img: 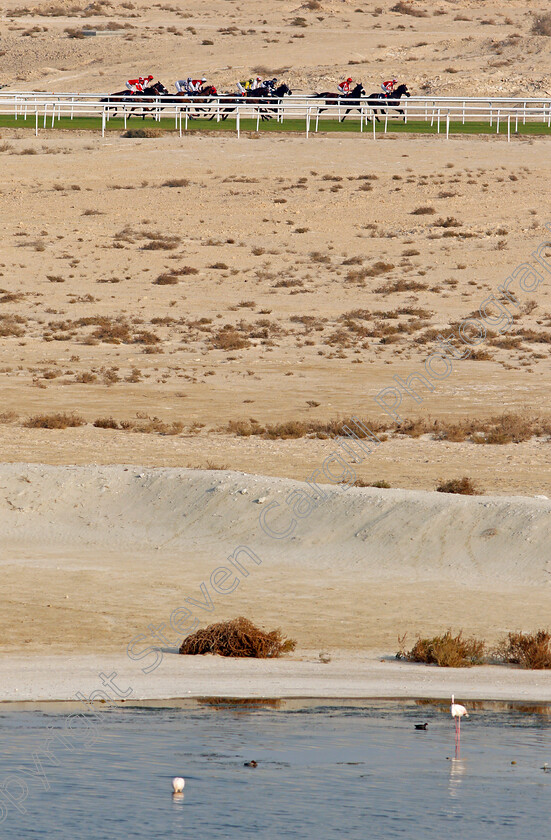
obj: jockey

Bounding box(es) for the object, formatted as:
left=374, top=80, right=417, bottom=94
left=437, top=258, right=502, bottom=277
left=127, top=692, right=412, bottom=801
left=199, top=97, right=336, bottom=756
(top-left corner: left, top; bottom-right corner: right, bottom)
left=263, top=77, right=278, bottom=94
left=189, top=77, right=207, bottom=93
left=337, top=77, right=353, bottom=95
left=175, top=80, right=188, bottom=93
left=381, top=78, right=398, bottom=97
left=251, top=76, right=263, bottom=90
left=237, top=78, right=254, bottom=94
left=126, top=75, right=153, bottom=94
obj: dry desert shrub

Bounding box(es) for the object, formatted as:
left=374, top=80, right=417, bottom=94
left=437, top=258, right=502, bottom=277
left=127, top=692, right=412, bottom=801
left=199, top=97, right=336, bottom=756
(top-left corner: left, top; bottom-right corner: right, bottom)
left=142, top=237, right=179, bottom=251
left=225, top=416, right=389, bottom=440
left=93, top=417, right=119, bottom=429
left=353, top=261, right=395, bottom=280
left=212, top=329, right=250, bottom=350
left=179, top=617, right=296, bottom=658
left=265, top=421, right=308, bottom=439
left=122, top=129, right=165, bottom=138
left=25, top=412, right=86, bottom=429
left=495, top=630, right=551, bottom=669
left=391, top=1, right=427, bottom=16
left=153, top=274, right=179, bottom=285
left=0, top=315, right=25, bottom=337
left=411, top=206, right=436, bottom=215
left=436, top=476, right=480, bottom=495
left=398, top=630, right=486, bottom=667
left=374, top=278, right=428, bottom=293
left=354, top=478, right=391, bottom=488
left=162, top=178, right=189, bottom=187
left=531, top=13, right=551, bottom=36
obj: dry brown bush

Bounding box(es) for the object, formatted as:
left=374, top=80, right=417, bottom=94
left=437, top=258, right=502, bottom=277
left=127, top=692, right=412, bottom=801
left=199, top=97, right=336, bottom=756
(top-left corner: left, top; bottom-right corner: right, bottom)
left=436, top=476, right=480, bottom=495
left=93, top=417, right=120, bottom=429
left=212, top=329, right=250, bottom=350
left=153, top=274, right=179, bottom=285
left=391, top=1, right=427, bottom=17
left=532, top=13, right=551, bottom=36
left=495, top=630, right=551, bottom=669
left=265, top=421, right=308, bottom=439
left=179, top=617, right=296, bottom=658
left=162, top=178, right=189, bottom=187
left=375, top=278, right=428, bottom=293
left=398, top=630, right=485, bottom=667
left=142, top=238, right=179, bottom=251
left=122, top=129, right=164, bottom=138
left=0, top=315, right=25, bottom=337
left=25, top=412, right=86, bottom=429
left=411, top=206, right=436, bottom=215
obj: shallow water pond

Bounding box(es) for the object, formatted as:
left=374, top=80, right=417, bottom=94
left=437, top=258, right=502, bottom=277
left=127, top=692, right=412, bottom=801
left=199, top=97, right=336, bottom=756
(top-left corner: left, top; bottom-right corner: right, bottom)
left=0, top=699, right=549, bottom=839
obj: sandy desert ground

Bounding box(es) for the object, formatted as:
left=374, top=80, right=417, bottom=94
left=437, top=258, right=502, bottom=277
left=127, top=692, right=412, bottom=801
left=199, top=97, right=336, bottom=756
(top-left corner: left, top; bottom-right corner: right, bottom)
left=1, top=0, right=550, bottom=98
left=0, top=0, right=550, bottom=697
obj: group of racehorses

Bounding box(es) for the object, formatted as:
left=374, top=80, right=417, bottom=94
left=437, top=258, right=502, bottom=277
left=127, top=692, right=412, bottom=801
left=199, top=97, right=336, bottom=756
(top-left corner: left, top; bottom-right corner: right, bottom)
left=101, top=81, right=411, bottom=122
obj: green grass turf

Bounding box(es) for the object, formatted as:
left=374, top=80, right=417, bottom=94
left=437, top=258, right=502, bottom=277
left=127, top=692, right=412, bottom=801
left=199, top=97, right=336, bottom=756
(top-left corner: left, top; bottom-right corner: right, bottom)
left=0, top=113, right=550, bottom=136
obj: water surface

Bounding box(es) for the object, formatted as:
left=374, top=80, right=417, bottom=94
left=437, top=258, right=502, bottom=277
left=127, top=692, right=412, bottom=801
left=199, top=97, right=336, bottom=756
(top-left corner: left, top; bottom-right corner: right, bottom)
left=0, top=699, right=549, bottom=839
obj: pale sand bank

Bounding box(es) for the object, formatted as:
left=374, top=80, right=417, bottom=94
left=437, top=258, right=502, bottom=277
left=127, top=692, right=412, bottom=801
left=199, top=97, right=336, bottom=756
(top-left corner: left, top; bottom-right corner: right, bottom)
left=1, top=652, right=551, bottom=704
left=1, top=464, right=550, bottom=703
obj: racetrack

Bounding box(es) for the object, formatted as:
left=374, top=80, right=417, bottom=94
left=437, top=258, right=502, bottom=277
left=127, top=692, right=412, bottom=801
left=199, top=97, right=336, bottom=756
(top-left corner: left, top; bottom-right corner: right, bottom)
left=1, top=111, right=550, bottom=138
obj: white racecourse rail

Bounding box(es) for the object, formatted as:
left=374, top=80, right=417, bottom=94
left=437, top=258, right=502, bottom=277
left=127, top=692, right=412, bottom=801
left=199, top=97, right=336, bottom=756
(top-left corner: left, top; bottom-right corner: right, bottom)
left=0, top=91, right=550, bottom=141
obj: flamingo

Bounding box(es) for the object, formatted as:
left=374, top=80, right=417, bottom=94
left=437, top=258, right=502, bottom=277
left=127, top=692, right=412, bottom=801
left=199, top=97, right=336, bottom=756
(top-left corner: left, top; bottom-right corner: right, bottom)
left=451, top=695, right=469, bottom=745
left=172, top=777, right=185, bottom=793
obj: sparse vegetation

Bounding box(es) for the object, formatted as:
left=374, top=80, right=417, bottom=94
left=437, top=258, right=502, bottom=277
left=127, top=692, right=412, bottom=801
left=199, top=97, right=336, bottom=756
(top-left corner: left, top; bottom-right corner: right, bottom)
left=391, top=2, right=428, bottom=18
left=122, top=129, right=164, bottom=138
left=179, top=617, right=296, bottom=658
left=436, top=477, right=480, bottom=495
left=495, top=630, right=551, bottom=669
left=411, top=206, right=436, bottom=215
left=25, top=412, right=86, bottom=429
left=398, top=630, right=486, bottom=667
left=531, top=13, right=551, bottom=36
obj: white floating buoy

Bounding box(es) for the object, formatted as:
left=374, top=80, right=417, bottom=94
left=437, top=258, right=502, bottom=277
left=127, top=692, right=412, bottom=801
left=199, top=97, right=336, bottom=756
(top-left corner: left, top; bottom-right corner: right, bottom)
left=172, top=777, right=185, bottom=793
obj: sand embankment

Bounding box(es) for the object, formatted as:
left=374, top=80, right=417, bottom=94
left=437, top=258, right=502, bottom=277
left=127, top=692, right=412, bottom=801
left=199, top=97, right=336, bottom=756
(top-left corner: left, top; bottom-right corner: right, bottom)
left=0, top=464, right=550, bottom=700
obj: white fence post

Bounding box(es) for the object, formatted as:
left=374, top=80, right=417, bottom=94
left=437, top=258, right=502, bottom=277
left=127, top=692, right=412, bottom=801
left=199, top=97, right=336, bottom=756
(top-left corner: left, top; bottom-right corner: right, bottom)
left=507, top=114, right=511, bottom=143
left=237, top=107, right=240, bottom=138
left=101, top=107, right=105, bottom=137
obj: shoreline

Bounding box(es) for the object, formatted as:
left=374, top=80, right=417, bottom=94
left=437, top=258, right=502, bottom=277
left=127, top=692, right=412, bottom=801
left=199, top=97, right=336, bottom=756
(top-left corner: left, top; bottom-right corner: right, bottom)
left=2, top=652, right=551, bottom=704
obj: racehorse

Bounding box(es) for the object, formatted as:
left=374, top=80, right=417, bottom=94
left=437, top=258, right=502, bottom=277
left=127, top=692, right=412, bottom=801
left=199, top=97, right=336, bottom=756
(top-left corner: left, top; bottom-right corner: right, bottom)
left=311, top=83, right=366, bottom=122
left=214, top=84, right=292, bottom=122
left=364, top=83, right=411, bottom=122
left=100, top=82, right=169, bottom=119
left=168, top=85, right=219, bottom=117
